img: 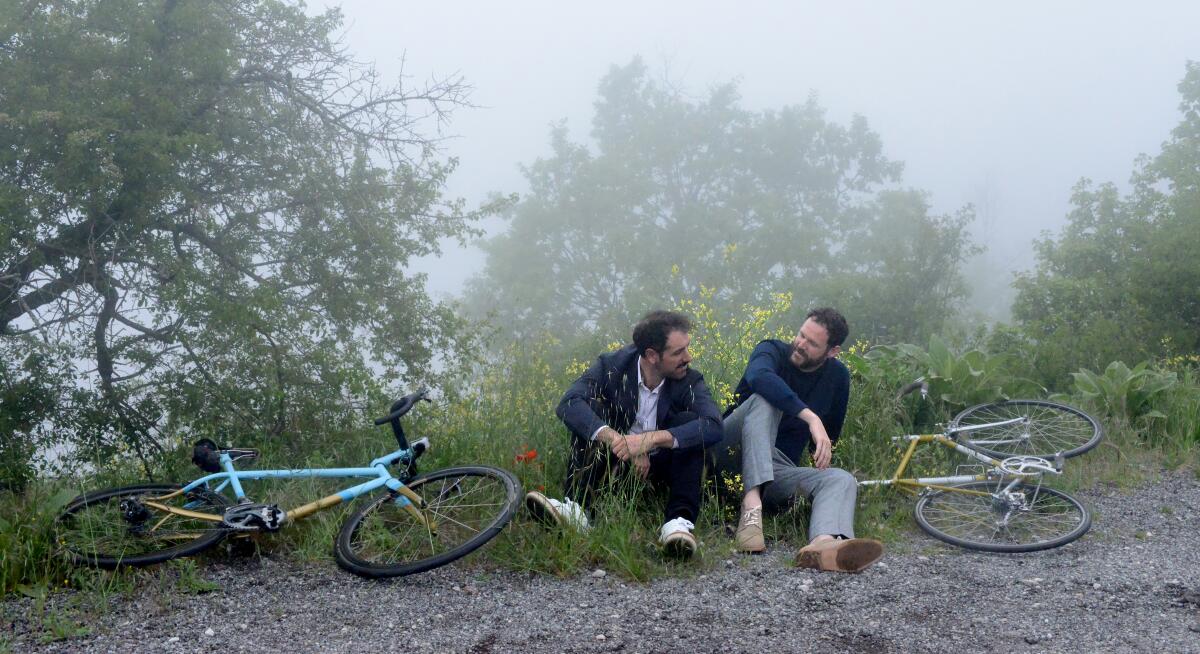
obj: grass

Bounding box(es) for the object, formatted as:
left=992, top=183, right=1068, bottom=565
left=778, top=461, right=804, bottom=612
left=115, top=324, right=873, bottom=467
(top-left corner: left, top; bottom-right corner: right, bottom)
left=2, top=309, right=1197, bottom=620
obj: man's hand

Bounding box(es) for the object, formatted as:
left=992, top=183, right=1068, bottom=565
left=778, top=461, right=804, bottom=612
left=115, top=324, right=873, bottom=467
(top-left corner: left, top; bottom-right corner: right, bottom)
left=595, top=426, right=620, bottom=448
left=604, top=429, right=670, bottom=461
left=632, top=454, right=651, bottom=479
left=611, top=431, right=652, bottom=461
left=799, top=409, right=832, bottom=470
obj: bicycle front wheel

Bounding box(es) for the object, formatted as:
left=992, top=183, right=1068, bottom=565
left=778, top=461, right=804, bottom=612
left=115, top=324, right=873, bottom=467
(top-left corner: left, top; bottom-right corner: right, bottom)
left=914, top=480, right=1091, bottom=552
left=57, top=484, right=232, bottom=568
left=950, top=400, right=1103, bottom=459
left=334, top=465, right=520, bottom=578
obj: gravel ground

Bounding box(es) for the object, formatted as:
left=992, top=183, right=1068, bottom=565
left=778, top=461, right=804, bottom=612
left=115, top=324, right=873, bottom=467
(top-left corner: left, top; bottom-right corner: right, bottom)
left=6, top=471, right=1200, bottom=653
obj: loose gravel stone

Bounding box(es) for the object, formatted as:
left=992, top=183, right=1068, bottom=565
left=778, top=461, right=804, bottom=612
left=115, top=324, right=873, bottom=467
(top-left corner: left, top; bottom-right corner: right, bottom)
left=6, top=471, right=1200, bottom=653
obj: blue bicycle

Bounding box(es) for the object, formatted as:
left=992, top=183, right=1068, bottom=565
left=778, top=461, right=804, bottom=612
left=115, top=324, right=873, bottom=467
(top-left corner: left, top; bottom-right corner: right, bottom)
left=56, top=390, right=521, bottom=578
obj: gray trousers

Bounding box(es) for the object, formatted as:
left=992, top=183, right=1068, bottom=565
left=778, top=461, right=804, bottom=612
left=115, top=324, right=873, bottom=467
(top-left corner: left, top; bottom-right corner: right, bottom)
left=716, top=394, right=858, bottom=540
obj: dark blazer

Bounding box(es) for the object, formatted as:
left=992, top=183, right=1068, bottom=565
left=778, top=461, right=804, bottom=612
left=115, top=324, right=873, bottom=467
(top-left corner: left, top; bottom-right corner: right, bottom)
left=556, top=344, right=723, bottom=451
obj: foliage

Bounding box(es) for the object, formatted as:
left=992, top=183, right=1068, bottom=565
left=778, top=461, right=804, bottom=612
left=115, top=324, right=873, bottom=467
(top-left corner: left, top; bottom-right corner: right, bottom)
left=0, top=337, right=72, bottom=491
left=1158, top=367, right=1200, bottom=449
left=0, top=486, right=74, bottom=595
left=0, top=0, right=497, bottom=468
left=1012, top=62, right=1200, bottom=385
left=855, top=335, right=1041, bottom=418
left=467, top=58, right=978, bottom=347
left=675, top=287, right=796, bottom=409
left=1070, top=361, right=1178, bottom=424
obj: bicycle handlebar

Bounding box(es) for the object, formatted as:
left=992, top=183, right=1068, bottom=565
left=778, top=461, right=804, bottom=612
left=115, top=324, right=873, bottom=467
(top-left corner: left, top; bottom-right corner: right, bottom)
left=374, top=388, right=431, bottom=425
left=896, top=377, right=929, bottom=402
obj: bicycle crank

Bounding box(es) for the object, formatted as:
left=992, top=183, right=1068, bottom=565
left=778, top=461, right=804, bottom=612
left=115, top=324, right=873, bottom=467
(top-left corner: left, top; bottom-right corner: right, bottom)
left=222, top=503, right=284, bottom=531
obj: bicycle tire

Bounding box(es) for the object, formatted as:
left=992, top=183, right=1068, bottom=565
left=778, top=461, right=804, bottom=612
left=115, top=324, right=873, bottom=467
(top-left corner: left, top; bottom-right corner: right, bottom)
left=914, top=480, right=1091, bottom=552
left=334, top=465, right=520, bottom=578
left=57, top=483, right=232, bottom=568
left=949, top=400, right=1103, bottom=459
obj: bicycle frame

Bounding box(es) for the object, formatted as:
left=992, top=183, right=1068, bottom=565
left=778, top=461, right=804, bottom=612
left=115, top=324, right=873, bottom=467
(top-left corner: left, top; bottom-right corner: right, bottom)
left=143, top=442, right=429, bottom=527
left=860, top=433, right=1007, bottom=494
left=859, top=418, right=1058, bottom=497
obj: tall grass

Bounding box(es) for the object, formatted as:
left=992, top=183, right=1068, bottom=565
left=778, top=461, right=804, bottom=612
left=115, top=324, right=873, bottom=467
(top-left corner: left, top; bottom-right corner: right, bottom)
left=3, top=296, right=1197, bottom=602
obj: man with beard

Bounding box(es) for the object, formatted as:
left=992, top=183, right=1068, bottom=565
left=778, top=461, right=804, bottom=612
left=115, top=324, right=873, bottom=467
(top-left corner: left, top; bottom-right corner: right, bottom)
left=716, top=307, right=883, bottom=571
left=525, top=310, right=723, bottom=557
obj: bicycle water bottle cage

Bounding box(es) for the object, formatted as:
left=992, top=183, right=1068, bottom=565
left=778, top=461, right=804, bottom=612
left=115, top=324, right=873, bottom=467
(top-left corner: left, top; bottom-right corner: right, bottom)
left=222, top=503, right=284, bottom=531
left=954, top=464, right=987, bottom=478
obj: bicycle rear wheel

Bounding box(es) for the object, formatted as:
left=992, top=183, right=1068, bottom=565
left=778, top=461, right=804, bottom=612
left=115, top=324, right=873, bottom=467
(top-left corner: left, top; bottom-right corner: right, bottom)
left=57, top=484, right=232, bottom=568
left=334, top=465, right=520, bottom=578
left=914, top=480, right=1090, bottom=552
left=950, top=400, right=1103, bottom=459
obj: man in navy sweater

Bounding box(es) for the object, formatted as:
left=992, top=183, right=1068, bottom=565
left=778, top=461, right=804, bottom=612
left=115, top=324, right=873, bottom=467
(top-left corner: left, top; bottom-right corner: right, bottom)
left=525, top=310, right=723, bottom=557
left=716, top=307, right=882, bottom=572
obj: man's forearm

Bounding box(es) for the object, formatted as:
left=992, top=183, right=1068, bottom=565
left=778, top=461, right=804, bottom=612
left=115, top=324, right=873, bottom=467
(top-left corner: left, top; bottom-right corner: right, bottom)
left=604, top=428, right=674, bottom=458
left=645, top=429, right=675, bottom=450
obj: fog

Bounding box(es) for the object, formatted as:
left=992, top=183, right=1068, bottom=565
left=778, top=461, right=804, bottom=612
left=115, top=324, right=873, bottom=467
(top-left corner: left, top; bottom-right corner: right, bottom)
left=321, top=1, right=1199, bottom=317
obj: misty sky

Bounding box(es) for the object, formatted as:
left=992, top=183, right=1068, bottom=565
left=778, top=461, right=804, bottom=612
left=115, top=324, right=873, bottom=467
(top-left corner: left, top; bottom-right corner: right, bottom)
left=319, top=1, right=1200, bottom=313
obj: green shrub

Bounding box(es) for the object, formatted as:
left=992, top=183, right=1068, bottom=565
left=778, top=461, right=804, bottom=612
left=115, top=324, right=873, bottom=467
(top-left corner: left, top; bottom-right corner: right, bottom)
left=0, top=487, right=75, bottom=594
left=1070, top=361, right=1178, bottom=424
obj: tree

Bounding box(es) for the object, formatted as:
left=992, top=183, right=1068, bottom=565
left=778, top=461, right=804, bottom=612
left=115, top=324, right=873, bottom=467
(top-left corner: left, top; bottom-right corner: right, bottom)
left=1012, top=62, right=1200, bottom=384
left=0, top=336, right=68, bottom=491
left=466, top=59, right=977, bottom=345
left=0, top=0, right=489, bottom=469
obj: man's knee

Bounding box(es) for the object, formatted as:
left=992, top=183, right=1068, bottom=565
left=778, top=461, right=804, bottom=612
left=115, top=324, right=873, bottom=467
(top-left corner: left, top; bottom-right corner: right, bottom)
left=822, top=468, right=857, bottom=497
left=729, top=394, right=782, bottom=437
left=740, top=393, right=780, bottom=416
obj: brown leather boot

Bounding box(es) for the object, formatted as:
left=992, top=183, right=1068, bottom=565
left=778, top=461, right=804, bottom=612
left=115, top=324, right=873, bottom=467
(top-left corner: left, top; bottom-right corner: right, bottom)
left=795, top=538, right=883, bottom=573
left=735, top=506, right=766, bottom=553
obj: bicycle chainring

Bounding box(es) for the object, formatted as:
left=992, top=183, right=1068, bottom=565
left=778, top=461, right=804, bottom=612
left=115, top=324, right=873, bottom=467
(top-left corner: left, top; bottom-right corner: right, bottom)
left=221, top=503, right=284, bottom=532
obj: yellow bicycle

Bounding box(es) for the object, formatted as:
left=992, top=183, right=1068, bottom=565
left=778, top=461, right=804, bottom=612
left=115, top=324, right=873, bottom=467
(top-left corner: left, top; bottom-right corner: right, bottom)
left=859, top=380, right=1103, bottom=552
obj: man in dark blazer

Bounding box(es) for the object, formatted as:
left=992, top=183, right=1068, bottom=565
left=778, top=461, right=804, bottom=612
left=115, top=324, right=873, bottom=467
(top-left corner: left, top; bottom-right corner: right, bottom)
left=525, top=310, right=723, bottom=557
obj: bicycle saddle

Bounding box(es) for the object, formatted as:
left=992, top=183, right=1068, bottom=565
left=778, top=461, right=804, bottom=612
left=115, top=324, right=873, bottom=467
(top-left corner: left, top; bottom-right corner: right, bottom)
left=192, top=439, right=260, bottom=473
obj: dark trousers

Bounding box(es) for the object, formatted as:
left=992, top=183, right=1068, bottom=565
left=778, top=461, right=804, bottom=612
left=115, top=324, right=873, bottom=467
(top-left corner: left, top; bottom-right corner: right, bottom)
left=562, top=414, right=704, bottom=523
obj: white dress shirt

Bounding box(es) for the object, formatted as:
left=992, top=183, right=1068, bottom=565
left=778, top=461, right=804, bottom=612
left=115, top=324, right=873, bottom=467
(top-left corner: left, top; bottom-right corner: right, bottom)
left=590, top=357, right=678, bottom=449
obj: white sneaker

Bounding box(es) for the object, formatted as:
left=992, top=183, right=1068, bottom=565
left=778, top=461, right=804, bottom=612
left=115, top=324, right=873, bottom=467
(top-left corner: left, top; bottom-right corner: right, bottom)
left=525, top=491, right=590, bottom=532
left=659, top=516, right=697, bottom=558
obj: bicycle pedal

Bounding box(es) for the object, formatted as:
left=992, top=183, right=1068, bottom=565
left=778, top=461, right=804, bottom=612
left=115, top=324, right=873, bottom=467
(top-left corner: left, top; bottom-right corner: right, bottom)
left=222, top=503, right=284, bottom=531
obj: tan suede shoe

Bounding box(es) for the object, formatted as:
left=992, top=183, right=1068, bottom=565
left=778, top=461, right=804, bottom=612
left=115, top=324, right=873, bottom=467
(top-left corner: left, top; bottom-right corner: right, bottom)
left=795, top=538, right=883, bottom=573
left=735, top=506, right=766, bottom=553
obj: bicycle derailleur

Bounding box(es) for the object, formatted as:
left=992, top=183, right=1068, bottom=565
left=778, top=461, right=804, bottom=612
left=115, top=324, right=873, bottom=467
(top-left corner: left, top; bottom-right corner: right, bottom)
left=222, top=502, right=284, bottom=532
left=119, top=498, right=153, bottom=534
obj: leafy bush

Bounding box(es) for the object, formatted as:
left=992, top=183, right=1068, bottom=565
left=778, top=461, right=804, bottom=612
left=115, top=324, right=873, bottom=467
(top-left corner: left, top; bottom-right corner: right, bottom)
left=1070, top=361, right=1178, bottom=424
left=855, top=335, right=1041, bottom=427
left=0, top=341, right=71, bottom=492
left=0, top=487, right=75, bottom=595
